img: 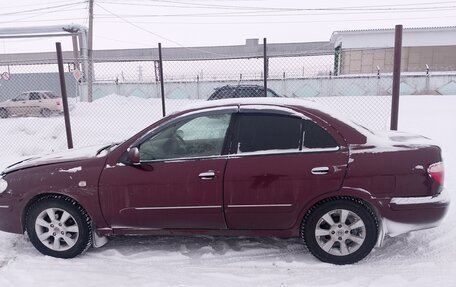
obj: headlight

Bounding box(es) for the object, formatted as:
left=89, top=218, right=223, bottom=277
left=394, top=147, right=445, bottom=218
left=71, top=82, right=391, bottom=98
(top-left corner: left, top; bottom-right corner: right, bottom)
left=0, top=177, right=7, bottom=194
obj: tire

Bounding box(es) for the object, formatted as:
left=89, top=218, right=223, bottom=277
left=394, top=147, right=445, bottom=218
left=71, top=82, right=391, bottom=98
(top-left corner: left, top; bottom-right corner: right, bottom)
left=40, top=108, right=51, bottom=117
left=301, top=198, right=378, bottom=265
left=26, top=195, right=92, bottom=258
left=0, top=108, right=8, bottom=118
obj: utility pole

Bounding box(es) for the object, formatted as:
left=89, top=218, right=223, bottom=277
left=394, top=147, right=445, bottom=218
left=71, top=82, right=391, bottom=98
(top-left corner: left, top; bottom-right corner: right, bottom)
left=88, top=0, right=94, bottom=102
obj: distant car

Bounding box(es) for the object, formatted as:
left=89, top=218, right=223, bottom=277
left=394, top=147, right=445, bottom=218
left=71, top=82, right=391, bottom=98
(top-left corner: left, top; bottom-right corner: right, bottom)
left=207, top=85, right=281, bottom=100
left=0, top=98, right=449, bottom=264
left=0, top=91, right=65, bottom=118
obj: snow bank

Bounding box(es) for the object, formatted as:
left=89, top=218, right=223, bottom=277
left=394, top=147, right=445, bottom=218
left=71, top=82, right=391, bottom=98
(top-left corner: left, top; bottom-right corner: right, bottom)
left=0, top=95, right=455, bottom=286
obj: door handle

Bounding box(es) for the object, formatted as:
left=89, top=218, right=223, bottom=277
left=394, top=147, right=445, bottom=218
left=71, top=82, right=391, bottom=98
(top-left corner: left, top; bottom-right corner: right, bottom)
left=199, top=170, right=216, bottom=180
left=311, top=167, right=330, bottom=175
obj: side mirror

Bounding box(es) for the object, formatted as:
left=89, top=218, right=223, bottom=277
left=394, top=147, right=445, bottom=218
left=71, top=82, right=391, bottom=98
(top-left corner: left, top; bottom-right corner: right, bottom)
left=127, top=147, right=140, bottom=165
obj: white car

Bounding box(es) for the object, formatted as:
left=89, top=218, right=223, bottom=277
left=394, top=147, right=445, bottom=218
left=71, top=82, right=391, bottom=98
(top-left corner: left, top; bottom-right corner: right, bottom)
left=0, top=91, right=70, bottom=118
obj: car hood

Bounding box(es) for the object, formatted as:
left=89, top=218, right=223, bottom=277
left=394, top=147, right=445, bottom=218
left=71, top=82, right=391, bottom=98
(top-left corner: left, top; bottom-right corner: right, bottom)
left=2, top=144, right=110, bottom=174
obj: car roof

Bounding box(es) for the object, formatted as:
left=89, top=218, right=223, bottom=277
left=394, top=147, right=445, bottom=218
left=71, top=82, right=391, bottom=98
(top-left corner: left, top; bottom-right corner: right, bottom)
left=215, top=85, right=265, bottom=89
left=22, top=90, right=55, bottom=93
left=179, top=97, right=327, bottom=113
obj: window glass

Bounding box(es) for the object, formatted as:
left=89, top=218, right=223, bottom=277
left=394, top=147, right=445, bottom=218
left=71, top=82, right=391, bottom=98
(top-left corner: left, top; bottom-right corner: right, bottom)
left=267, top=89, right=279, bottom=97
left=209, top=88, right=235, bottom=100
left=14, top=93, right=28, bottom=101
left=29, top=92, right=41, bottom=101
left=44, top=92, right=59, bottom=99
left=303, top=120, right=338, bottom=149
left=236, top=114, right=301, bottom=153
left=139, top=113, right=231, bottom=161
left=237, top=88, right=262, bottom=98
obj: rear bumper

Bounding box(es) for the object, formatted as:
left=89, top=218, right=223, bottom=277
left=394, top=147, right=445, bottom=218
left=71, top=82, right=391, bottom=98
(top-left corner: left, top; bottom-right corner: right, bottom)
left=382, top=189, right=450, bottom=237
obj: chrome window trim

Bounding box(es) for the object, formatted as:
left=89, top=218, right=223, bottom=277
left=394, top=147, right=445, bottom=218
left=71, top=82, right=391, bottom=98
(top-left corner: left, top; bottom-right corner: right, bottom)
left=140, top=154, right=228, bottom=164
left=229, top=146, right=340, bottom=158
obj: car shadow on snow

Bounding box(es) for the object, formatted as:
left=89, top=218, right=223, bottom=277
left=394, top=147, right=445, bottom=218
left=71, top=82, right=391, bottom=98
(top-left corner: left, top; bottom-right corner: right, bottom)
left=4, top=225, right=451, bottom=266
left=85, top=232, right=436, bottom=265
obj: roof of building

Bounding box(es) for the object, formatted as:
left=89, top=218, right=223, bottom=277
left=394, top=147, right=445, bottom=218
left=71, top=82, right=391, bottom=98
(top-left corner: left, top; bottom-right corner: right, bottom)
left=330, top=26, right=456, bottom=49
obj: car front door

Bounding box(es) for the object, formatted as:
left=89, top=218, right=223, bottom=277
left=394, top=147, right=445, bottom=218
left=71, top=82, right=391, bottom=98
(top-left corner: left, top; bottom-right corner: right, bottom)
left=8, top=93, right=29, bottom=115
left=223, top=108, right=349, bottom=230
left=99, top=110, right=235, bottom=231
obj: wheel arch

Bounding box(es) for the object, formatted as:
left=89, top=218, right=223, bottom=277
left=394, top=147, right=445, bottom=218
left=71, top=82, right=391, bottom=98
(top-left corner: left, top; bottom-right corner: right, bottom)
left=296, top=188, right=383, bottom=233
left=21, top=193, right=91, bottom=233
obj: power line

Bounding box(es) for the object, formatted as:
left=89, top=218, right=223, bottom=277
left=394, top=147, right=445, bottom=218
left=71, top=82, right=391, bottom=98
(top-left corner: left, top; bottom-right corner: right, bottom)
left=0, top=2, right=86, bottom=17
left=0, top=0, right=85, bottom=10
left=97, top=0, right=456, bottom=11
left=92, top=6, right=456, bottom=19
left=95, top=3, right=231, bottom=56
left=94, top=14, right=456, bottom=25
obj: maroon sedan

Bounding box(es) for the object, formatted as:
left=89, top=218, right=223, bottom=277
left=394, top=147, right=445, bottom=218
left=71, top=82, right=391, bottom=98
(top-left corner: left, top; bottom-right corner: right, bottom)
left=0, top=98, right=449, bottom=264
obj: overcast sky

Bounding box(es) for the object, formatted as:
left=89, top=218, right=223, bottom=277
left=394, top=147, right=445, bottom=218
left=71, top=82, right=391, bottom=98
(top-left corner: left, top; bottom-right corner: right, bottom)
left=0, top=0, right=455, bottom=53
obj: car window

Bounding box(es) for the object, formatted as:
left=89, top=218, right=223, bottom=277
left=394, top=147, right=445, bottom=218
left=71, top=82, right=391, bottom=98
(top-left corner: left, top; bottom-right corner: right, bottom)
left=267, top=89, right=279, bottom=97
left=303, top=120, right=338, bottom=149
left=29, top=92, right=41, bottom=101
left=209, top=88, right=235, bottom=100
left=44, top=92, right=59, bottom=99
left=139, top=113, right=232, bottom=161
left=236, top=88, right=262, bottom=98
left=235, top=114, right=301, bottom=153
left=14, top=93, right=28, bottom=101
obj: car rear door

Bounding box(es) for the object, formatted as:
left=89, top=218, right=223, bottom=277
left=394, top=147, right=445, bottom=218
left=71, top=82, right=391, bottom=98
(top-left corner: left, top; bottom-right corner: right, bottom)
left=223, top=107, right=349, bottom=230
left=27, top=92, right=42, bottom=115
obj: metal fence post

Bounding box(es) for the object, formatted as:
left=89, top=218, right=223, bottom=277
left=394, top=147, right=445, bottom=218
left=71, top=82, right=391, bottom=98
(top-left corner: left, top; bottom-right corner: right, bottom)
left=263, top=38, right=268, bottom=97
left=56, top=42, right=74, bottom=149
left=158, top=43, right=166, bottom=117
left=390, top=24, right=403, bottom=130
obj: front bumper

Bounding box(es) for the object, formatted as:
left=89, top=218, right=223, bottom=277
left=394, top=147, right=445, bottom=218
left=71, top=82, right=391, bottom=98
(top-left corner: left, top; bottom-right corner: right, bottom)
left=0, top=177, right=23, bottom=234
left=381, top=189, right=450, bottom=238
left=0, top=198, right=23, bottom=234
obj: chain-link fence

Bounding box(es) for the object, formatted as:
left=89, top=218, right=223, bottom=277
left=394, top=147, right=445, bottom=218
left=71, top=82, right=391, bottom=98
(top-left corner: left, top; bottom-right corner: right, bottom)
left=1, top=40, right=455, bottom=157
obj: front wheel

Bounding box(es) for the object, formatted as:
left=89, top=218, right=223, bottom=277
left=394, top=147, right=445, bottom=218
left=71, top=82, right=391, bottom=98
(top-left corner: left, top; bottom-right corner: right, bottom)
left=302, top=198, right=378, bottom=265
left=26, top=195, right=92, bottom=258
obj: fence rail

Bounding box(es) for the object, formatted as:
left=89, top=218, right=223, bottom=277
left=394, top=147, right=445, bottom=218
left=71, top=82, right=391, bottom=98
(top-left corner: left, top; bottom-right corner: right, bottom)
left=0, top=37, right=455, bottom=157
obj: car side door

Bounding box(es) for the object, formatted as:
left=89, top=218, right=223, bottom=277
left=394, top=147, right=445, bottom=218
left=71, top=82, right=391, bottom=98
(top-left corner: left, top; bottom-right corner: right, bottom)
left=99, top=108, right=236, bottom=231
left=27, top=92, right=42, bottom=115
left=223, top=107, right=349, bottom=230
left=8, top=93, right=29, bottom=116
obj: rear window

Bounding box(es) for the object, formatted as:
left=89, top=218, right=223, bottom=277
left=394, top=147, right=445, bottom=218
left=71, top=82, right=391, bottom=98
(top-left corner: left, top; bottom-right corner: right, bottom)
left=43, top=92, right=59, bottom=99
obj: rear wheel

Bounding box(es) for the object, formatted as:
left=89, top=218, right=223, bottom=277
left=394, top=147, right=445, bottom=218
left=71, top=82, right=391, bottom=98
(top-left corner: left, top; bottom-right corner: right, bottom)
left=302, top=198, right=378, bottom=265
left=40, top=108, right=51, bottom=117
left=0, top=108, right=8, bottom=118
left=26, top=195, right=92, bottom=258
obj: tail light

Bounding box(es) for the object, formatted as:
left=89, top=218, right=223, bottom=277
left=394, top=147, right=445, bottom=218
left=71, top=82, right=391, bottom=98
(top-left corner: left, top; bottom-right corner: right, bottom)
left=428, top=162, right=444, bottom=186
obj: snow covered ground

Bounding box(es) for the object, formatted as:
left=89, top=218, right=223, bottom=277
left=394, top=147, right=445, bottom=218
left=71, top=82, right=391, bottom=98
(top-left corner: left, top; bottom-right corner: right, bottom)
left=0, top=95, right=455, bottom=286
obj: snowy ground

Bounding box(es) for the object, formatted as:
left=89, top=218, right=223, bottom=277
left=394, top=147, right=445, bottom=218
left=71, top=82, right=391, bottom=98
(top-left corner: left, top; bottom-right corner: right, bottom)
left=0, top=95, right=455, bottom=286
